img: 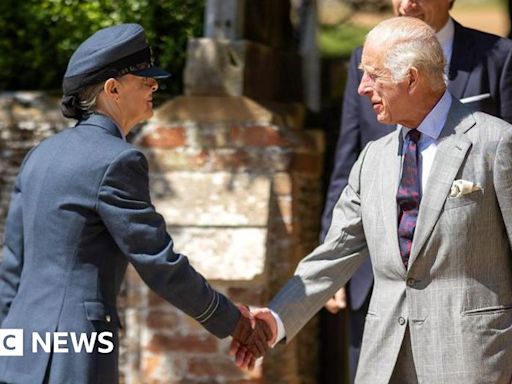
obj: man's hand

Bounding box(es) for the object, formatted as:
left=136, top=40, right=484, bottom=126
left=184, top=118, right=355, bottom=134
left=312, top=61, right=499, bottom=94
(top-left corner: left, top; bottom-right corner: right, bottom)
left=251, top=307, right=277, bottom=346
left=230, top=306, right=277, bottom=369
left=230, top=305, right=273, bottom=369
left=324, top=287, right=347, bottom=314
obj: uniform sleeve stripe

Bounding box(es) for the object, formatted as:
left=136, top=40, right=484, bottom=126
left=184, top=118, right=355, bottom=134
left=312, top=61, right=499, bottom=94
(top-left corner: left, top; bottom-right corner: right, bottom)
left=197, top=293, right=220, bottom=323
left=195, top=291, right=219, bottom=323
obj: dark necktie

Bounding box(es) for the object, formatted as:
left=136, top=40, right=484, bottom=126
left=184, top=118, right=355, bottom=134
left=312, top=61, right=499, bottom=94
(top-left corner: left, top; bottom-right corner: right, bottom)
left=397, top=129, right=421, bottom=268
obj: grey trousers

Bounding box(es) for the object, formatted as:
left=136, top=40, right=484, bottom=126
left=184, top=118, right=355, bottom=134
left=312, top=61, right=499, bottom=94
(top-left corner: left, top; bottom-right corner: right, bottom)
left=389, top=326, right=418, bottom=384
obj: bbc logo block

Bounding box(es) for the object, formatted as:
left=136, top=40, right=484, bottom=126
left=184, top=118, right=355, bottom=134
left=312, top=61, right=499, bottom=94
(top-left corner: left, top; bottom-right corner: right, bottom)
left=0, top=329, right=23, bottom=356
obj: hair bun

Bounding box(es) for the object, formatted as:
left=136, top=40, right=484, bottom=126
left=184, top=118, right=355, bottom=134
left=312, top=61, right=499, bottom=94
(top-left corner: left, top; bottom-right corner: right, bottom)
left=60, top=94, right=83, bottom=119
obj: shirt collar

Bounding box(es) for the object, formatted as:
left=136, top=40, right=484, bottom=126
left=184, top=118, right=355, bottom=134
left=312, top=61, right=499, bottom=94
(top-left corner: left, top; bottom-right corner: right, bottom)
left=436, top=17, right=455, bottom=64
left=400, top=90, right=452, bottom=141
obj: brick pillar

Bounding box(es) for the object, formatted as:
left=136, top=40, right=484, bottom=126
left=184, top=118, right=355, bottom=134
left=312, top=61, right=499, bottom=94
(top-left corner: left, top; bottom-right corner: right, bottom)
left=119, top=1, right=325, bottom=382
left=121, top=90, right=324, bottom=383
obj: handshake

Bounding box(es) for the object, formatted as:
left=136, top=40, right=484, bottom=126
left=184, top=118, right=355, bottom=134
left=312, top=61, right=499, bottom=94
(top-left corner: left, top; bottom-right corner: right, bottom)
left=229, top=305, right=278, bottom=369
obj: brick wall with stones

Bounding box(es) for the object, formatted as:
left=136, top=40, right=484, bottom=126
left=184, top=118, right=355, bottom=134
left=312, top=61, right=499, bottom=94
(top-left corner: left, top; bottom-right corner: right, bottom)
left=0, top=92, right=325, bottom=383
left=0, top=92, right=69, bottom=248
left=128, top=95, right=325, bottom=384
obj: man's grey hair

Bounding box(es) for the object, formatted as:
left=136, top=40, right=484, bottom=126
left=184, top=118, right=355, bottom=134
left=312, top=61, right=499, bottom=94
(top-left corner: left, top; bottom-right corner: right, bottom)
left=366, top=17, right=446, bottom=91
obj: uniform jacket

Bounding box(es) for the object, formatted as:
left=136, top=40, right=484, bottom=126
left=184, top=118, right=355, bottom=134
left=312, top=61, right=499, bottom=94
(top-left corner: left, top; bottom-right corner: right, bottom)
left=0, top=114, right=239, bottom=384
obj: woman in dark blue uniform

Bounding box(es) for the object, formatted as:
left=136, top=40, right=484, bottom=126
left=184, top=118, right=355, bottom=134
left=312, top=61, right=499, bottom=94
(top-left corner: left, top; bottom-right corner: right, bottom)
left=0, top=24, right=269, bottom=384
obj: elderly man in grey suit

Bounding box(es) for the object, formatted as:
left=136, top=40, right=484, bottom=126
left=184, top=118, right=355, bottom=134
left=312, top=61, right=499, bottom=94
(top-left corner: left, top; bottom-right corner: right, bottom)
left=323, top=1, right=512, bottom=379
left=233, top=16, right=512, bottom=383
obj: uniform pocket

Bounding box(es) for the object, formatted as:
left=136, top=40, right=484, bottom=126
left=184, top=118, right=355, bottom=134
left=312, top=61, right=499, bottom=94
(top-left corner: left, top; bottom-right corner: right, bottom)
left=84, top=301, right=122, bottom=328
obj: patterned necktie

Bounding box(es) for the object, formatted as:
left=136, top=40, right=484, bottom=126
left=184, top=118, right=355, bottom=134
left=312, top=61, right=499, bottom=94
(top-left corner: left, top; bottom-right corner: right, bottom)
left=397, top=129, right=421, bottom=268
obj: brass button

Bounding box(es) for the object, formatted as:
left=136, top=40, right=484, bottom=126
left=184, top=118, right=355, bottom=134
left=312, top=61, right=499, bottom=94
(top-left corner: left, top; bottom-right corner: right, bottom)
left=398, top=316, right=406, bottom=326
left=106, top=315, right=112, bottom=323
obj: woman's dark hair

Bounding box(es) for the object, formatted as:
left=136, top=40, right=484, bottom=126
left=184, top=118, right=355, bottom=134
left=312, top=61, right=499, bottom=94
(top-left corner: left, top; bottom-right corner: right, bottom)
left=60, top=82, right=105, bottom=120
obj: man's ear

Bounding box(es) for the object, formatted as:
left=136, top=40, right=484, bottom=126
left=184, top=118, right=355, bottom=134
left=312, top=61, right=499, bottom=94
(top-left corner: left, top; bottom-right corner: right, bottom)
left=408, top=67, right=420, bottom=94
left=103, top=78, right=118, bottom=98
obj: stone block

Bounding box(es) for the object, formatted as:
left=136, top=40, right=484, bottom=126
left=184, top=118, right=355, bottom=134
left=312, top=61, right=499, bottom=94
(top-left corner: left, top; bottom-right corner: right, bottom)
left=138, top=126, right=187, bottom=148
left=184, top=39, right=302, bottom=102
left=186, top=124, right=232, bottom=148
left=152, top=96, right=281, bottom=126
left=143, top=148, right=191, bottom=172
left=150, top=172, right=271, bottom=226
left=231, top=125, right=294, bottom=147
left=168, top=226, right=267, bottom=281
left=143, top=147, right=292, bottom=173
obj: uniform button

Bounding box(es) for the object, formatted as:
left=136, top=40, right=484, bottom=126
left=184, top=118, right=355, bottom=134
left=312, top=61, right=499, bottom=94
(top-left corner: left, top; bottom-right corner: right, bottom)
left=398, top=316, right=406, bottom=326
left=407, top=278, right=415, bottom=287
left=105, top=315, right=112, bottom=323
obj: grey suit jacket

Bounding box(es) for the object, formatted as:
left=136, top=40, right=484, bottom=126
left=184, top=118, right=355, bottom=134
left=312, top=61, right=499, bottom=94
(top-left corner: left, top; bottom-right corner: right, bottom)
left=271, top=99, right=512, bottom=383
left=0, top=114, right=239, bottom=384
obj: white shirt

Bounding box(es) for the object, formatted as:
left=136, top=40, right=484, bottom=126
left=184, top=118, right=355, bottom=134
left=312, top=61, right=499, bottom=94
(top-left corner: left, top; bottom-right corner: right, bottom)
left=437, top=18, right=455, bottom=71
left=272, top=91, right=453, bottom=345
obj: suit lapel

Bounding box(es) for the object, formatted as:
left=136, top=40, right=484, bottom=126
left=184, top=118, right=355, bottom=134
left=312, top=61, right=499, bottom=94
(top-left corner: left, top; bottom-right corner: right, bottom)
left=408, top=100, right=475, bottom=267
left=380, top=128, right=407, bottom=275
left=447, top=21, right=475, bottom=98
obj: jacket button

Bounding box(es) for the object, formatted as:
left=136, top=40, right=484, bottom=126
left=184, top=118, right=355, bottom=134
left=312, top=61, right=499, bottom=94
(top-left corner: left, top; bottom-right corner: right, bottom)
left=106, top=315, right=112, bottom=323
left=407, top=278, right=415, bottom=287
left=398, top=317, right=406, bottom=326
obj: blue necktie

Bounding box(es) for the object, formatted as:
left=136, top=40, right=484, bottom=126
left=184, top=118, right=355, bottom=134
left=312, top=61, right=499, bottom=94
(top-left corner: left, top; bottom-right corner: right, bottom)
left=397, top=129, right=421, bottom=268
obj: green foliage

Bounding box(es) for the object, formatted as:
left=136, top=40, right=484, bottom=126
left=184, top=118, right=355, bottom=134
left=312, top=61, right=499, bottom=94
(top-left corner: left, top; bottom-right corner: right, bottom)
left=0, top=0, right=205, bottom=94
left=319, top=22, right=370, bottom=58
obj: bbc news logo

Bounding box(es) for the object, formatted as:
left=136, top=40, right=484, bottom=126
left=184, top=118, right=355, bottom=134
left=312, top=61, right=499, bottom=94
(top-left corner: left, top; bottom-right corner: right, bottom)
left=0, top=329, right=114, bottom=356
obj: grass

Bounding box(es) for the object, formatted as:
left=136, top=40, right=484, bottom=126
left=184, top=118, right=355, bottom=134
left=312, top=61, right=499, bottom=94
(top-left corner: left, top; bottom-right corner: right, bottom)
left=319, top=22, right=370, bottom=58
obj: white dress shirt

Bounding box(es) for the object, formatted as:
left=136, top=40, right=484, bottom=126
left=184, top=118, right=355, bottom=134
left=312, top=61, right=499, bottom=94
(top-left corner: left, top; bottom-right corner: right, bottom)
left=436, top=18, right=455, bottom=71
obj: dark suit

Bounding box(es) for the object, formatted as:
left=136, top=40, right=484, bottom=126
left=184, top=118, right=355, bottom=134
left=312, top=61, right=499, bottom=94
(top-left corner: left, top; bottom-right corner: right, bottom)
left=321, top=20, right=512, bottom=382
left=0, top=113, right=239, bottom=384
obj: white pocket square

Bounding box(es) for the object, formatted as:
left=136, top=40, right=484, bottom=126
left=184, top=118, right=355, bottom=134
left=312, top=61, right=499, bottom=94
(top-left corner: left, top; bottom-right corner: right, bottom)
left=449, top=179, right=481, bottom=197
